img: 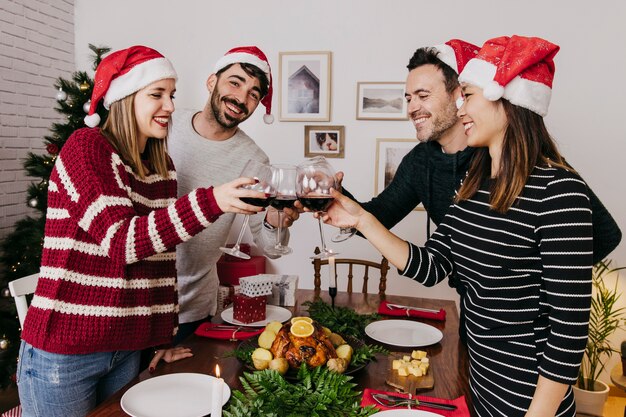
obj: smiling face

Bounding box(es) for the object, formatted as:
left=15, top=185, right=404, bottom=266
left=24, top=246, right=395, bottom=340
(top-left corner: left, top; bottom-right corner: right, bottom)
left=133, top=78, right=176, bottom=152
left=404, top=64, right=459, bottom=143
left=208, top=63, right=262, bottom=129
left=457, top=83, right=508, bottom=151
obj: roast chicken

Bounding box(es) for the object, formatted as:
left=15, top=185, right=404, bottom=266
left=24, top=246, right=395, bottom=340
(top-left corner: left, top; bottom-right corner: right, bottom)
left=270, top=322, right=338, bottom=368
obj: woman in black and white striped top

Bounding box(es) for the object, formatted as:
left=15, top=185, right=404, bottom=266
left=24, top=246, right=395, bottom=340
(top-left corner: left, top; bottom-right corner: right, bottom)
left=323, top=36, right=591, bottom=417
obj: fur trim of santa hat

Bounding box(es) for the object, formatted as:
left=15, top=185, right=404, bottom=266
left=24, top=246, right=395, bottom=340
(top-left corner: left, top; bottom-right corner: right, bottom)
left=84, top=46, right=177, bottom=127
left=432, top=39, right=479, bottom=74
left=458, top=35, right=559, bottom=116
left=214, top=46, right=274, bottom=124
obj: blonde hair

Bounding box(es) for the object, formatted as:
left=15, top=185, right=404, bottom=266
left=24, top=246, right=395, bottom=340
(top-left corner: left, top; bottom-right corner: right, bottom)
left=100, top=94, right=170, bottom=179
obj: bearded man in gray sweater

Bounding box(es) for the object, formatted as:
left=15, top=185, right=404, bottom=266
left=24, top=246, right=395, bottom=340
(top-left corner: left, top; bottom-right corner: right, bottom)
left=168, top=46, right=299, bottom=344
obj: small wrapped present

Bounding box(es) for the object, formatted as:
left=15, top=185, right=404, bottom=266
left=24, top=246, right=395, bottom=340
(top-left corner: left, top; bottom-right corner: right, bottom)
left=268, top=275, right=299, bottom=306
left=239, top=274, right=274, bottom=297
left=233, top=294, right=266, bottom=324
left=216, top=285, right=240, bottom=315
left=217, top=255, right=266, bottom=286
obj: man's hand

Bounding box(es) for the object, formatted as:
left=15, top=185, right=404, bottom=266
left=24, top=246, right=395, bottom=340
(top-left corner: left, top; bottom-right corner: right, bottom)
left=264, top=206, right=300, bottom=228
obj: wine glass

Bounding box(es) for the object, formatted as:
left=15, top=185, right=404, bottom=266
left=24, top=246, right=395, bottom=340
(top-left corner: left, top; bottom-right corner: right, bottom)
left=220, top=160, right=276, bottom=260
left=264, top=164, right=297, bottom=256
left=296, top=156, right=339, bottom=259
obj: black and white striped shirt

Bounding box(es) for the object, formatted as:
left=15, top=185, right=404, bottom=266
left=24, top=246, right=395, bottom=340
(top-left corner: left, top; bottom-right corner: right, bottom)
left=402, top=165, right=592, bottom=416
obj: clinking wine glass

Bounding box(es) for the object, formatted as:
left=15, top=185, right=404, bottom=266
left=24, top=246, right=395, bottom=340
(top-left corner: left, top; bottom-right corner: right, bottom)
left=296, top=156, right=339, bottom=259
left=264, top=164, right=297, bottom=256
left=220, top=159, right=276, bottom=260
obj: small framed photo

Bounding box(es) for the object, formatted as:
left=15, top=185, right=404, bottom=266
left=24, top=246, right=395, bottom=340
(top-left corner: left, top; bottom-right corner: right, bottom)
left=279, top=51, right=332, bottom=122
left=304, top=125, right=345, bottom=158
left=375, top=138, right=423, bottom=211
left=356, top=82, right=408, bottom=120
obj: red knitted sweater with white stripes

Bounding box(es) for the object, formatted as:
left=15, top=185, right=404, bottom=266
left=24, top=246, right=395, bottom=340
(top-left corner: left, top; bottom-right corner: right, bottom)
left=21, top=128, right=223, bottom=354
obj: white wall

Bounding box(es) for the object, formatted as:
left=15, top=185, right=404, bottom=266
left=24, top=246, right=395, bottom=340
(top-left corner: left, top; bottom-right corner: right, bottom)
left=0, top=0, right=74, bottom=241
left=75, top=0, right=626, bottom=383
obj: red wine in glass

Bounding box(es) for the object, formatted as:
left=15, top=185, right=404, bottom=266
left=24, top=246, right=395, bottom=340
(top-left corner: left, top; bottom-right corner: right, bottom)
left=270, top=196, right=297, bottom=210
left=241, top=195, right=276, bottom=208
left=298, top=196, right=334, bottom=212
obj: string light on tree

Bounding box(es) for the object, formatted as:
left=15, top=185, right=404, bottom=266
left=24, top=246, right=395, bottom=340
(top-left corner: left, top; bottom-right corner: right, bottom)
left=28, top=198, right=38, bottom=208
left=1, top=287, right=10, bottom=298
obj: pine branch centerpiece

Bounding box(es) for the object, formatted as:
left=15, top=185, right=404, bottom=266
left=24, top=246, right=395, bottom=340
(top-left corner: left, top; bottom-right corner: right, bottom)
left=303, top=300, right=379, bottom=338
left=224, top=367, right=377, bottom=417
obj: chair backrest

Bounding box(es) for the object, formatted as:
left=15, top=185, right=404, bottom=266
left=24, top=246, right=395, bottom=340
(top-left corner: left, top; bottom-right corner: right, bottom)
left=312, top=247, right=389, bottom=295
left=8, top=273, right=39, bottom=327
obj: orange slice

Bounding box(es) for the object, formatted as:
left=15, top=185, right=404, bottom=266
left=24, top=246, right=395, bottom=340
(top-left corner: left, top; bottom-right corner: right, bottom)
left=290, top=316, right=313, bottom=325
left=290, top=320, right=315, bottom=338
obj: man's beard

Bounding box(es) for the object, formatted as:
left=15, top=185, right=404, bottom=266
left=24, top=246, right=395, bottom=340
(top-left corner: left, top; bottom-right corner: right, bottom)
left=210, top=89, right=250, bottom=129
left=415, top=100, right=458, bottom=143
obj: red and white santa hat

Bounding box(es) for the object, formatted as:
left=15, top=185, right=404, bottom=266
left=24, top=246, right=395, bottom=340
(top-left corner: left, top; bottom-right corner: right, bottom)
left=432, top=39, right=480, bottom=74
left=84, top=45, right=177, bottom=127
left=214, top=46, right=274, bottom=124
left=458, top=35, right=559, bottom=116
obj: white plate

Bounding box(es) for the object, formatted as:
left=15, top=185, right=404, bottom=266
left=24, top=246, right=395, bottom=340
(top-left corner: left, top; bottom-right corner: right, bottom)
left=120, top=373, right=230, bottom=417
left=221, top=305, right=292, bottom=327
left=374, top=410, right=444, bottom=417
left=365, top=319, right=443, bottom=347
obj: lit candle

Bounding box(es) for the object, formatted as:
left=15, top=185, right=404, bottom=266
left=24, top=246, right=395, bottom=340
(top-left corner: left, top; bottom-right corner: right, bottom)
left=329, top=256, right=336, bottom=288
left=211, top=364, right=224, bottom=417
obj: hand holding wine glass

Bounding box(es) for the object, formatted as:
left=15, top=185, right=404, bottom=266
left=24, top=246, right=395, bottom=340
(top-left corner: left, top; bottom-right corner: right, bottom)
left=296, top=156, right=339, bottom=259
left=220, top=160, right=276, bottom=260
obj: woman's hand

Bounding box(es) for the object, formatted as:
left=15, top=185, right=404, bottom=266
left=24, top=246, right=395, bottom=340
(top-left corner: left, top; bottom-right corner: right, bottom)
left=320, top=188, right=365, bottom=229
left=149, top=346, right=194, bottom=372
left=212, top=177, right=266, bottom=214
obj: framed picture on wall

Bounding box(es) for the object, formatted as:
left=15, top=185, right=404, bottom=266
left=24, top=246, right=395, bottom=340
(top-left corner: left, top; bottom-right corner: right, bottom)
left=356, top=82, right=408, bottom=120
left=375, top=138, right=423, bottom=211
left=304, top=125, right=344, bottom=158
left=279, top=51, right=332, bottom=122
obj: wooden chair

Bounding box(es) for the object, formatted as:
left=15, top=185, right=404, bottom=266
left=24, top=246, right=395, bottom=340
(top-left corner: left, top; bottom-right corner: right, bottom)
left=312, top=247, right=389, bottom=295
left=8, top=273, right=39, bottom=328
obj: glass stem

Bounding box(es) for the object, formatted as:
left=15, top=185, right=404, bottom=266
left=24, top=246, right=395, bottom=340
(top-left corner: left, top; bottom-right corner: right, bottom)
left=275, top=211, right=283, bottom=248
left=233, top=215, right=250, bottom=250
left=317, top=215, right=328, bottom=252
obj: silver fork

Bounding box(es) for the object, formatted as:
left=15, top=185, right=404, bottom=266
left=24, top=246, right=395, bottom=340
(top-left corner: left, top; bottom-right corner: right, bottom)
left=371, top=393, right=456, bottom=411
left=386, top=303, right=441, bottom=314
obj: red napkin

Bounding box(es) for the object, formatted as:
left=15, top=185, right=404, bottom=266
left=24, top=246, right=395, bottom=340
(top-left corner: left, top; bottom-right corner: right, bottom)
left=361, top=388, right=470, bottom=416
left=378, top=301, right=446, bottom=321
left=194, top=322, right=263, bottom=341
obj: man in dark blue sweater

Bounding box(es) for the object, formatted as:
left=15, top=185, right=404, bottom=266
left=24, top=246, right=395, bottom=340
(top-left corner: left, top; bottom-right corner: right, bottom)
left=341, top=40, right=622, bottom=340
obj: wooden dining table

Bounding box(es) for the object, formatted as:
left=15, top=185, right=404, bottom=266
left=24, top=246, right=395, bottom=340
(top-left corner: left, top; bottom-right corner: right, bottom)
left=89, top=289, right=475, bottom=416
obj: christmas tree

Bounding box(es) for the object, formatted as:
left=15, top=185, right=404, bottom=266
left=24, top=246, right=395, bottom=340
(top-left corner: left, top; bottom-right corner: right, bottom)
left=0, top=44, right=110, bottom=389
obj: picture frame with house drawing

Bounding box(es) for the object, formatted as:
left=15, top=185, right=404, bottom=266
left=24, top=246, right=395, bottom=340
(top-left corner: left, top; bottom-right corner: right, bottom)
left=279, top=51, right=331, bottom=122
left=357, top=82, right=408, bottom=120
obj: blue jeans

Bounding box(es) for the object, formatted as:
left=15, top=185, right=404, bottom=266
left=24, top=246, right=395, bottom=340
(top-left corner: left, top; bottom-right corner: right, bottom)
left=17, top=341, right=140, bottom=417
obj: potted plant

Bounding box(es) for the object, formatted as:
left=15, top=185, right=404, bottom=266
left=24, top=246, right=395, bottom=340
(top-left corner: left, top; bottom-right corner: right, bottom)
left=573, top=259, right=626, bottom=416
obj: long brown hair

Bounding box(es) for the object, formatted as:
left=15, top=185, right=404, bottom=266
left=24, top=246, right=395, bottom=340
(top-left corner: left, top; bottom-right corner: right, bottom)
left=455, top=100, right=571, bottom=213
left=100, top=94, right=170, bottom=179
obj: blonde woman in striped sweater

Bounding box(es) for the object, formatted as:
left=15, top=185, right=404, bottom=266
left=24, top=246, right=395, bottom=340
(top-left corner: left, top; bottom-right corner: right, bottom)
left=17, top=46, right=266, bottom=417
left=323, top=36, right=592, bottom=417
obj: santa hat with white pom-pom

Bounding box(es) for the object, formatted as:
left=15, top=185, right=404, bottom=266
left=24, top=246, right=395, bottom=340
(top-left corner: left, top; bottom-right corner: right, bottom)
left=432, top=39, right=479, bottom=75
left=84, top=45, right=177, bottom=127
left=458, top=35, right=559, bottom=116
left=214, top=46, right=274, bottom=124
